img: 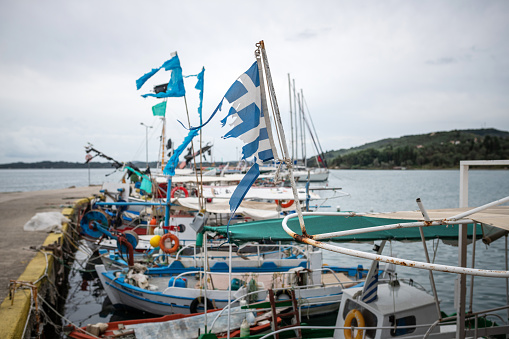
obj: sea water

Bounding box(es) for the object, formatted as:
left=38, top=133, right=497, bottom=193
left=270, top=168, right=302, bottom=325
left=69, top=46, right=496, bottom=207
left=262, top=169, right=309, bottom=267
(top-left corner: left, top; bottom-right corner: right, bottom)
left=1, top=168, right=507, bottom=331
left=0, top=168, right=124, bottom=192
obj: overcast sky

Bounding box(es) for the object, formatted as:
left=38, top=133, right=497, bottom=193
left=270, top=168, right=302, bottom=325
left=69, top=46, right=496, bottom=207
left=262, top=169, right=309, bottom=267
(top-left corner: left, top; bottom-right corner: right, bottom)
left=1, top=1, right=508, bottom=165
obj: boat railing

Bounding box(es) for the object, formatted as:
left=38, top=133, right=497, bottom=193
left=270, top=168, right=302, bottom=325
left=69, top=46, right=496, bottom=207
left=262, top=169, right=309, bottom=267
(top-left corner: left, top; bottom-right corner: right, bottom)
left=173, top=242, right=307, bottom=266
left=422, top=304, right=509, bottom=338
left=207, top=285, right=338, bottom=334
left=167, top=266, right=359, bottom=290
left=282, top=196, right=509, bottom=278
left=254, top=320, right=509, bottom=339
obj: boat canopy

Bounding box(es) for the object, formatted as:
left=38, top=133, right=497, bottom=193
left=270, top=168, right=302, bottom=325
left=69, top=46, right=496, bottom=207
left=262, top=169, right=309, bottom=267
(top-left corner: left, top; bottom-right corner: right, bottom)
left=370, top=206, right=509, bottom=231
left=203, top=213, right=486, bottom=244
left=173, top=197, right=296, bottom=220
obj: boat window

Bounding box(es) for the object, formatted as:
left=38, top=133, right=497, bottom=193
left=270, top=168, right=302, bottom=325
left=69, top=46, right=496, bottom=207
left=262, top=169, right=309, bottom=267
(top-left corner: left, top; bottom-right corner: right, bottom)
left=343, top=299, right=378, bottom=338
left=389, top=315, right=416, bottom=336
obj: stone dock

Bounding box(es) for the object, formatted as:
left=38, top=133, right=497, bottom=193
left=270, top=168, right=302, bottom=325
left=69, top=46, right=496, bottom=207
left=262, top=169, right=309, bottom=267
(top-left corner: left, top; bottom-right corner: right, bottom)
left=0, top=186, right=99, bottom=338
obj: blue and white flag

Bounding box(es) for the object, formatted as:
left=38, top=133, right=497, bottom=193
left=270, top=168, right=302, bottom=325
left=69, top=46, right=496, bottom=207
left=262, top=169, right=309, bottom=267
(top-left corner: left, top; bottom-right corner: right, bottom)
left=136, top=52, right=185, bottom=98
left=361, top=261, right=379, bottom=303
left=220, top=62, right=274, bottom=165
left=218, top=62, right=276, bottom=215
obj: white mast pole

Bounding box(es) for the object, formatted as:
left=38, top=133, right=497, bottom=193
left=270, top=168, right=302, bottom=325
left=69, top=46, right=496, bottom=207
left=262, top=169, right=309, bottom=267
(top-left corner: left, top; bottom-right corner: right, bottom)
left=288, top=74, right=294, bottom=161
left=292, top=79, right=297, bottom=164
left=301, top=89, right=307, bottom=168
left=258, top=41, right=307, bottom=233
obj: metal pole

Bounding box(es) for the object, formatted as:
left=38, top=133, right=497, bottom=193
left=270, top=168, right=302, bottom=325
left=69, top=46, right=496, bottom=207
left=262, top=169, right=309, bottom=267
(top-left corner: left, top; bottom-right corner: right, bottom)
left=288, top=74, right=294, bottom=161
left=301, top=89, right=306, bottom=167
left=506, top=234, right=509, bottom=322
left=140, top=122, right=153, bottom=168
left=293, top=79, right=297, bottom=162
left=258, top=40, right=307, bottom=233
left=416, top=198, right=442, bottom=320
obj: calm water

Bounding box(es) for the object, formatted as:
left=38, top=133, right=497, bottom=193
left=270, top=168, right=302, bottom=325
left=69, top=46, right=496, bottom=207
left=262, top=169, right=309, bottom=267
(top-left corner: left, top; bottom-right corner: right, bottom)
left=0, top=168, right=124, bottom=192
left=2, top=168, right=508, bottom=332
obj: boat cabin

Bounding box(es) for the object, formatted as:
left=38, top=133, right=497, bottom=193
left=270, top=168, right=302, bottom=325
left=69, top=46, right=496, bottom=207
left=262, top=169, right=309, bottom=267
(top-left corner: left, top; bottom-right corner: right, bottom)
left=334, top=281, right=439, bottom=338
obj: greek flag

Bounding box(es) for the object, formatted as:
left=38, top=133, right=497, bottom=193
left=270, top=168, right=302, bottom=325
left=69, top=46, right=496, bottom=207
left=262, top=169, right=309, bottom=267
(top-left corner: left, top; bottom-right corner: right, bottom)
left=361, top=261, right=379, bottom=303
left=218, top=61, right=276, bottom=215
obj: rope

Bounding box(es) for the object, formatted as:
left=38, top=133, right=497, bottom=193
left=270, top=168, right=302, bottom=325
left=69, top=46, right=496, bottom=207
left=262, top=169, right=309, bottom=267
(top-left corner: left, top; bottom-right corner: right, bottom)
left=37, top=294, right=102, bottom=339
left=21, top=287, right=35, bottom=339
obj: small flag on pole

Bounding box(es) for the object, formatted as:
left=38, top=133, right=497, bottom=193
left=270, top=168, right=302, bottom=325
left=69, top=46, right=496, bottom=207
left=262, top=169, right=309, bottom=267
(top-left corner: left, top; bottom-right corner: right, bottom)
left=361, top=261, right=379, bottom=303
left=152, top=101, right=167, bottom=117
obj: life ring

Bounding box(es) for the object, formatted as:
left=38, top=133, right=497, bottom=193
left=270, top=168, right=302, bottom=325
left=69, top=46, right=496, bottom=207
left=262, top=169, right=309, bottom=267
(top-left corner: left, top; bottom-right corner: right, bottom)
left=344, top=309, right=365, bottom=339
left=159, top=233, right=179, bottom=254
left=276, top=200, right=294, bottom=208
left=189, top=296, right=214, bottom=314
left=170, top=186, right=189, bottom=198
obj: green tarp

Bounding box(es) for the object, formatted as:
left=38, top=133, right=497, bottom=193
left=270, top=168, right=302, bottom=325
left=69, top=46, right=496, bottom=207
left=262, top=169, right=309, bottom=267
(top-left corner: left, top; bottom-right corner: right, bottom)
left=203, top=215, right=482, bottom=244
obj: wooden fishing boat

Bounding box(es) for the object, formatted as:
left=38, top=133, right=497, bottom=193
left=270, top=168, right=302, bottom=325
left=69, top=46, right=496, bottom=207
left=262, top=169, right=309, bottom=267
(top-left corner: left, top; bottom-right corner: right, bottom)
left=95, top=247, right=357, bottom=316
left=66, top=306, right=281, bottom=338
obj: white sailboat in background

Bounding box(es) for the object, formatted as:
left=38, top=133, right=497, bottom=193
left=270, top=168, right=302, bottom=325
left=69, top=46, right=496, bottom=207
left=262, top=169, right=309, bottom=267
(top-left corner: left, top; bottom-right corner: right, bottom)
left=282, top=74, right=330, bottom=183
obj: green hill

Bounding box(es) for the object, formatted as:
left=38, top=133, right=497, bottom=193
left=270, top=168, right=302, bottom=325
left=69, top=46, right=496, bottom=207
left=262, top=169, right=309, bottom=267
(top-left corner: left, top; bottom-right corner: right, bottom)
left=322, top=128, right=509, bottom=169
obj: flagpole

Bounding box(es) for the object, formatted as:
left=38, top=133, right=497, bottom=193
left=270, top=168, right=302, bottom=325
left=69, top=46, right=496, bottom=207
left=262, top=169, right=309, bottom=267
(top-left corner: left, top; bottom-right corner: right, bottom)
left=257, top=41, right=308, bottom=235
left=183, top=95, right=204, bottom=210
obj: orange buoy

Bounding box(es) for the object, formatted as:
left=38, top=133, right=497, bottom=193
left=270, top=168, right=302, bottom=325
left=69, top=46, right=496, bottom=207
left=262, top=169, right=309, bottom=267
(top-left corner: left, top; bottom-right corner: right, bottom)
left=159, top=233, right=179, bottom=254
left=170, top=186, right=189, bottom=198
left=276, top=200, right=295, bottom=208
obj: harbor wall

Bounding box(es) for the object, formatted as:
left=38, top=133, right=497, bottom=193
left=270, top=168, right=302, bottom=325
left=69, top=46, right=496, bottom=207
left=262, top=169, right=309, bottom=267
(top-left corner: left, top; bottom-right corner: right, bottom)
left=0, top=196, right=92, bottom=339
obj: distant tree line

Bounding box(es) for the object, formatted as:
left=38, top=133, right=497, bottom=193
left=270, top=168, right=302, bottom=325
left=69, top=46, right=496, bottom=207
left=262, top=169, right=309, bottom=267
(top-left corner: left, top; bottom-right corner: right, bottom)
left=332, top=135, right=509, bottom=169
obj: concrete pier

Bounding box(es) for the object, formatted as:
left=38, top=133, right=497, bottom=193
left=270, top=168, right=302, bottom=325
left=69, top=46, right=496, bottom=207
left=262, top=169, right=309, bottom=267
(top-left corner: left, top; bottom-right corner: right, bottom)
left=0, top=186, right=99, bottom=338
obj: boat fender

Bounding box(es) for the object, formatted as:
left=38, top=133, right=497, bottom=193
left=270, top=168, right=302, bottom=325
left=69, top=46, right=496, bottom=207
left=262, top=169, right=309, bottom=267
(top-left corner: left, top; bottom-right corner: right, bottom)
left=159, top=233, right=179, bottom=254
left=275, top=289, right=292, bottom=301
left=189, top=296, right=214, bottom=314
left=275, top=200, right=294, bottom=208
left=170, top=186, right=189, bottom=198
left=344, top=309, right=365, bottom=339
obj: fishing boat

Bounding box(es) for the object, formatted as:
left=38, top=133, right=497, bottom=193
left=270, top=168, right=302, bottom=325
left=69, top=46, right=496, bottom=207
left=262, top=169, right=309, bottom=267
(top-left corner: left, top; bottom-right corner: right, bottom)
left=66, top=295, right=291, bottom=339
left=95, top=246, right=358, bottom=316
left=99, top=241, right=313, bottom=273
left=184, top=40, right=509, bottom=338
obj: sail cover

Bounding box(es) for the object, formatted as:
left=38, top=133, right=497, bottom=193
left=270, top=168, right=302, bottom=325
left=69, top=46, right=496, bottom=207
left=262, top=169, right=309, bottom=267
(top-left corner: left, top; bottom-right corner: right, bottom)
left=203, top=214, right=484, bottom=244
left=203, top=205, right=509, bottom=244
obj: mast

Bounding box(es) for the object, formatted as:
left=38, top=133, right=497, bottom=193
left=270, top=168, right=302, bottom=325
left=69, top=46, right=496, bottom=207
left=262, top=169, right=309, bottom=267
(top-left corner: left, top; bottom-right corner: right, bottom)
left=161, top=114, right=166, bottom=168
left=303, top=95, right=328, bottom=168
left=297, top=91, right=305, bottom=166
left=301, top=89, right=306, bottom=168
left=288, top=74, right=294, bottom=161
left=257, top=40, right=307, bottom=237
left=293, top=79, right=297, bottom=163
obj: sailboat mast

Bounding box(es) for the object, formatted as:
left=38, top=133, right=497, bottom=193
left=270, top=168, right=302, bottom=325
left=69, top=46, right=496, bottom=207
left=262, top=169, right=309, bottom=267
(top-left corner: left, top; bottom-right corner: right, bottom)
left=293, top=79, right=298, bottom=163
left=297, top=91, right=305, bottom=166
left=288, top=74, right=294, bottom=161
left=301, top=89, right=306, bottom=167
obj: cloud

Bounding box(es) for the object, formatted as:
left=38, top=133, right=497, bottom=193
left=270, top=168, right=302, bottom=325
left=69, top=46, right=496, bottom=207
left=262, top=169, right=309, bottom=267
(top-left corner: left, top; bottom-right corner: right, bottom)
left=287, top=27, right=332, bottom=41
left=0, top=1, right=508, bottom=164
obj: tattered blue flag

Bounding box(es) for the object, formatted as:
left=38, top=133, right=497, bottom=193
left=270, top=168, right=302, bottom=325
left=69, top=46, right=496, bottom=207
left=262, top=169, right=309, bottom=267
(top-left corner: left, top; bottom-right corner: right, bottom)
left=163, top=129, right=199, bottom=176
left=136, top=52, right=185, bottom=98
left=184, top=67, right=205, bottom=123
